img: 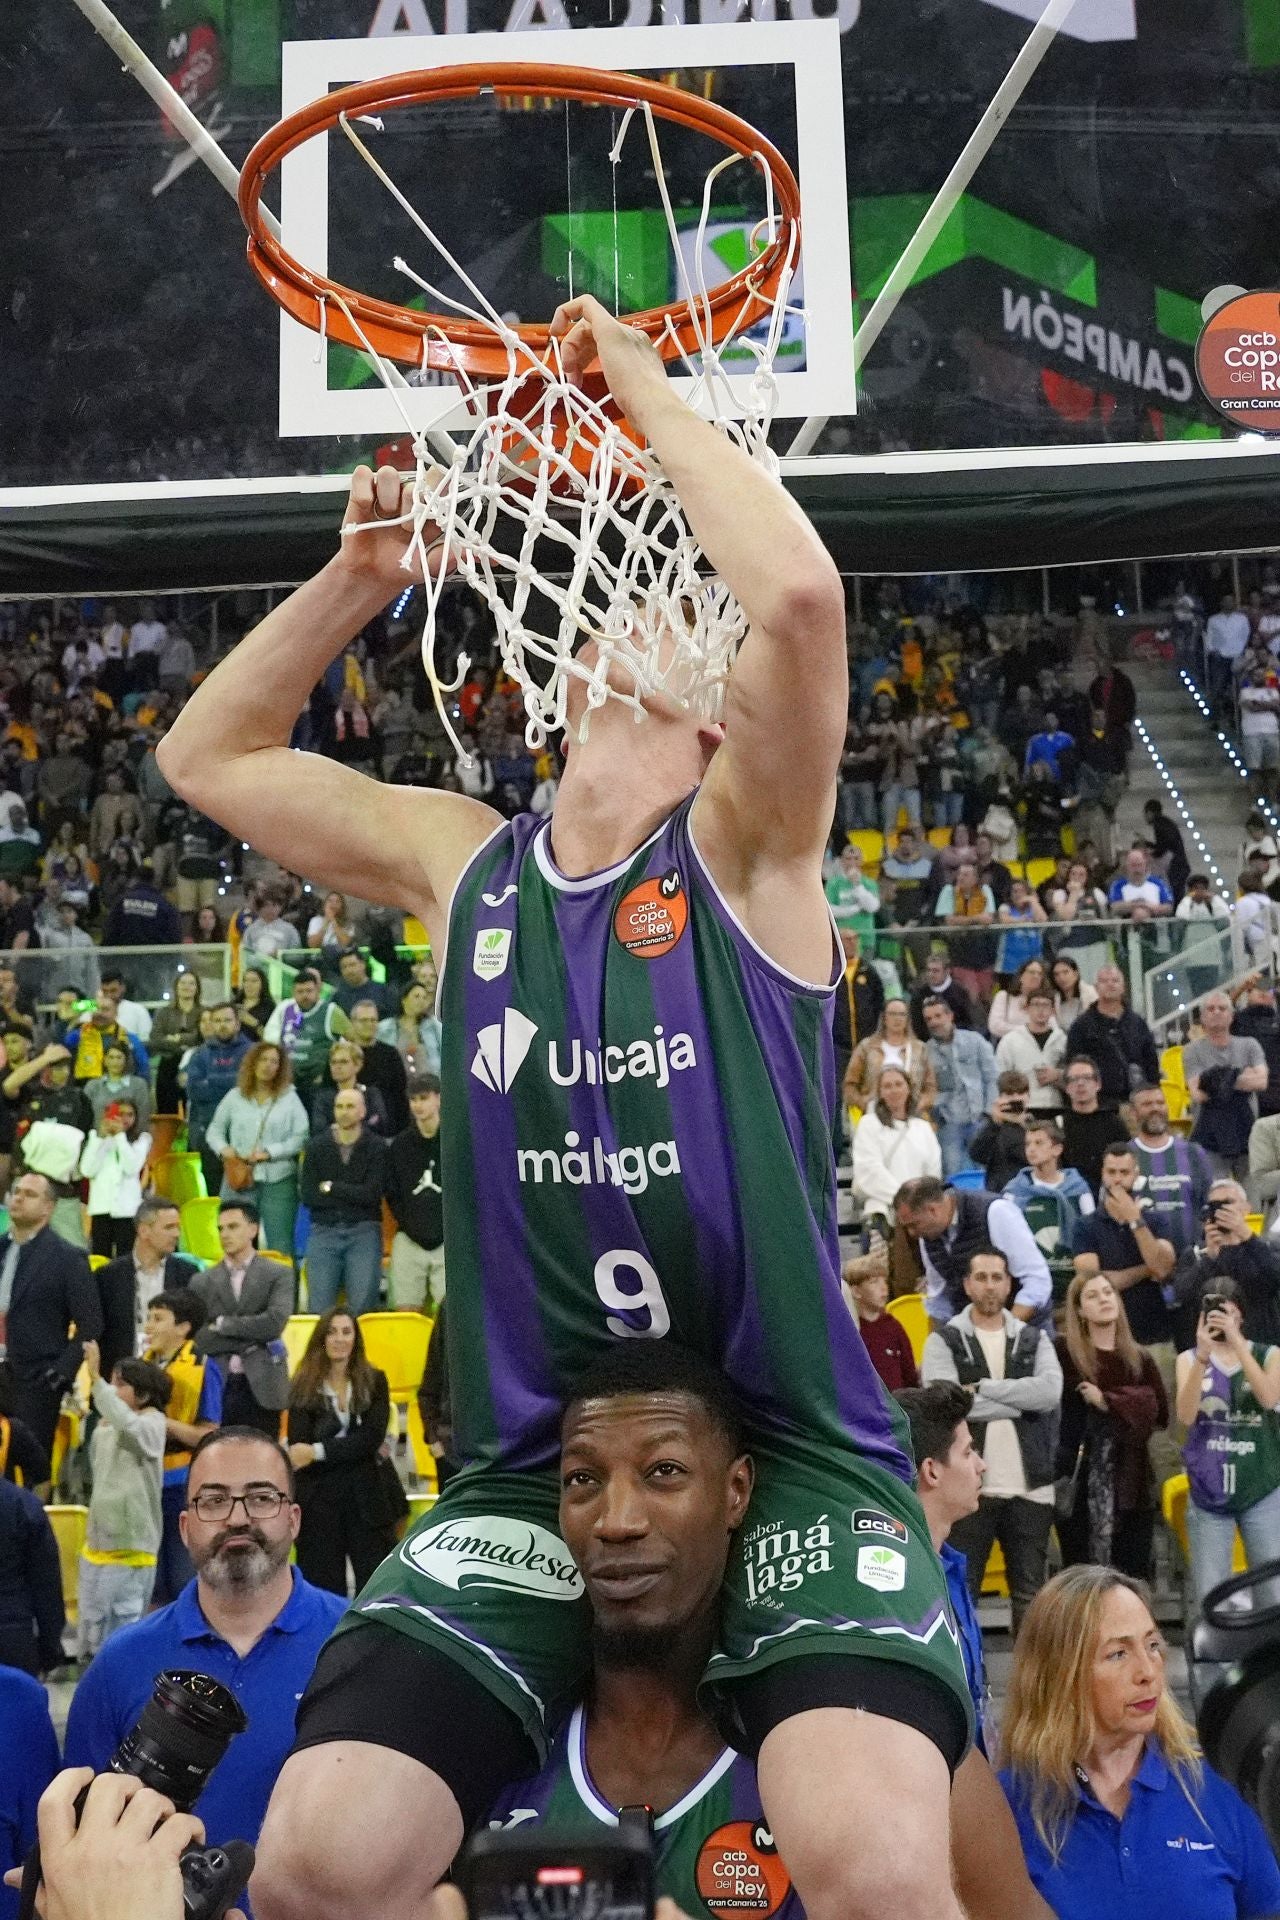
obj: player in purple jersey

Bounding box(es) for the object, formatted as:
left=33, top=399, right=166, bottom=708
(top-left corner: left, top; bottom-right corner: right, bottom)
left=161, top=295, right=967, bottom=1920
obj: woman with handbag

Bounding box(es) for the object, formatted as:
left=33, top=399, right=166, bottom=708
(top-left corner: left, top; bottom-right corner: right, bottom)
left=1054, top=1272, right=1167, bottom=1579
left=287, top=1309, right=401, bottom=1594
left=204, top=1042, right=310, bottom=1255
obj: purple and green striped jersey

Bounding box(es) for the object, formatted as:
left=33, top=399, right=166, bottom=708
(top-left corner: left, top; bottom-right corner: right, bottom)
left=440, top=795, right=909, bottom=1478
left=485, top=1705, right=803, bottom=1920
left=1130, top=1137, right=1214, bottom=1253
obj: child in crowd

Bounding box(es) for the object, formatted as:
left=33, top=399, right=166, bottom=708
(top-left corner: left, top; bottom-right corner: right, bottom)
left=142, top=1289, right=223, bottom=1603
left=842, top=1245, right=918, bottom=1393
left=78, top=1341, right=171, bottom=1658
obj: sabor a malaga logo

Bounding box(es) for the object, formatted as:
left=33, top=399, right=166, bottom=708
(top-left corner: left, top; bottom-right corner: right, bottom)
left=404, top=1514, right=585, bottom=1600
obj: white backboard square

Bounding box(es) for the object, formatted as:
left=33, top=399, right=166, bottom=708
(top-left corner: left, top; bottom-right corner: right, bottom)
left=277, top=19, right=854, bottom=438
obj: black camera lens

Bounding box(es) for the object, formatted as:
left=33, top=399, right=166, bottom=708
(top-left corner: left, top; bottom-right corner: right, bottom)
left=109, top=1672, right=247, bottom=1812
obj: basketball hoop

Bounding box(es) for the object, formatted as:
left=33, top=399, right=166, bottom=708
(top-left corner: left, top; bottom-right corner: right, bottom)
left=239, top=64, right=799, bottom=387
left=238, top=62, right=804, bottom=753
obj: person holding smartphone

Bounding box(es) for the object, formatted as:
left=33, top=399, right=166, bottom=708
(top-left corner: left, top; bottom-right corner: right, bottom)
left=1175, top=1276, right=1280, bottom=1608
left=970, top=1071, right=1033, bottom=1192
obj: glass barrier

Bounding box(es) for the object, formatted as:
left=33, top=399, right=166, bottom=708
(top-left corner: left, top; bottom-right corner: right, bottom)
left=0, top=944, right=232, bottom=1014
left=866, top=916, right=1244, bottom=1025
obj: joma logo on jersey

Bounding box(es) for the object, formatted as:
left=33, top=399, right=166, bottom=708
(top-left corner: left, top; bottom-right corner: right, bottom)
left=517, top=1131, right=681, bottom=1196
left=404, top=1514, right=584, bottom=1600
left=744, top=1516, right=833, bottom=1602
left=548, top=1026, right=697, bottom=1090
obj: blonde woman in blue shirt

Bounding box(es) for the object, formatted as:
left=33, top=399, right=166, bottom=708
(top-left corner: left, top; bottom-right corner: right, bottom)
left=999, top=1565, right=1280, bottom=1920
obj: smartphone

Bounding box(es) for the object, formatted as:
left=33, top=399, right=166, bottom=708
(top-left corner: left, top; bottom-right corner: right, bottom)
left=459, top=1825, right=655, bottom=1920
left=1202, top=1291, right=1229, bottom=1337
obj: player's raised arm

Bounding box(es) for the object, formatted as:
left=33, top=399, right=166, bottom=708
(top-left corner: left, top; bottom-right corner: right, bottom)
left=551, top=296, right=847, bottom=866
left=157, top=466, right=501, bottom=941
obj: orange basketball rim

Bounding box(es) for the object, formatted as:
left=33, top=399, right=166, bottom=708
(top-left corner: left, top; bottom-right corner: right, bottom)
left=237, top=62, right=802, bottom=387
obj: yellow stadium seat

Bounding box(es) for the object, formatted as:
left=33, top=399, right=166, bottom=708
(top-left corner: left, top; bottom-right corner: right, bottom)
left=886, top=1291, right=929, bottom=1367
left=283, top=1314, right=319, bottom=1374
left=405, top=1491, right=438, bottom=1531
left=403, top=917, right=431, bottom=950
left=1162, top=1472, right=1246, bottom=1572
left=147, top=1114, right=184, bottom=1167
left=152, top=1153, right=207, bottom=1207
left=1162, top=1045, right=1187, bottom=1091
left=88, top=1254, right=107, bottom=1271
left=1023, top=857, right=1058, bottom=889
left=47, top=1504, right=88, bottom=1623
left=358, top=1312, right=434, bottom=1427
left=982, top=1540, right=1010, bottom=1598
left=1247, top=1213, right=1266, bottom=1237
left=258, top=1248, right=294, bottom=1267
left=847, top=828, right=885, bottom=873
left=1062, top=826, right=1076, bottom=854
left=1161, top=1045, right=1190, bottom=1124
left=926, top=827, right=952, bottom=849
left=51, top=1409, right=81, bottom=1493
left=406, top=1399, right=439, bottom=1489
left=179, top=1196, right=223, bottom=1263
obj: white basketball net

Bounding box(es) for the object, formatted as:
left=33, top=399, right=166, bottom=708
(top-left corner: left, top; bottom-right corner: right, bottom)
left=332, top=96, right=799, bottom=756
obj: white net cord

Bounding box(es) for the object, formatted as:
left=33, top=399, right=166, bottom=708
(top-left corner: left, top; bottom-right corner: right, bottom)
left=335, top=100, right=800, bottom=761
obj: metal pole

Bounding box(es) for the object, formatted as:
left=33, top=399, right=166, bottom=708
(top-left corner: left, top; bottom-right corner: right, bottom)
left=1134, top=560, right=1144, bottom=618
left=788, top=0, right=1080, bottom=458
left=1042, top=568, right=1051, bottom=618
left=1234, top=554, right=1244, bottom=604
left=853, top=575, right=863, bottom=623
left=66, top=0, right=281, bottom=242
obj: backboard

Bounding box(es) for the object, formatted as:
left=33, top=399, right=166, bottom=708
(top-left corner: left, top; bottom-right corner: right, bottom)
left=2, top=0, right=1276, bottom=513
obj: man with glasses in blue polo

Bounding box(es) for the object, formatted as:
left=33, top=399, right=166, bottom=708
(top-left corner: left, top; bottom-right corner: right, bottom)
left=65, top=1427, right=345, bottom=1857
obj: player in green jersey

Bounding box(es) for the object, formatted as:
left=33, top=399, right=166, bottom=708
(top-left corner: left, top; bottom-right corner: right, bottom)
left=163, top=296, right=966, bottom=1920
left=484, top=1343, right=1049, bottom=1920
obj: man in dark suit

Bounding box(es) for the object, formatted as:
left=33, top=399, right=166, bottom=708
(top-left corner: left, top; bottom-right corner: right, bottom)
left=96, top=1196, right=195, bottom=1381
left=0, top=1170, right=102, bottom=1459
left=192, top=1200, right=292, bottom=1436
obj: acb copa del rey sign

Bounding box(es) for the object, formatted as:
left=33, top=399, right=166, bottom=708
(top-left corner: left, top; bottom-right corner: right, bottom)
left=367, top=0, right=1135, bottom=39
left=1197, top=289, right=1280, bottom=435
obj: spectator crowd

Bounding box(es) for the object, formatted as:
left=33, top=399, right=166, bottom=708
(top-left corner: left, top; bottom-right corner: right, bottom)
left=3, top=577, right=1280, bottom=1920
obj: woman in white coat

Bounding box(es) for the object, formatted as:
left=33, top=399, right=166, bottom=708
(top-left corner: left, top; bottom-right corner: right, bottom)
left=851, top=1064, right=942, bottom=1236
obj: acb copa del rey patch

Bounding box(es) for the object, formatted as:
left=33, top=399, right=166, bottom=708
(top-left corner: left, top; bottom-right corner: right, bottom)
left=613, top=868, right=689, bottom=960
left=696, top=1822, right=792, bottom=1918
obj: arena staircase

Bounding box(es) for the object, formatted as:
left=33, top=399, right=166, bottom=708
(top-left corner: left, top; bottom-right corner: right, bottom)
left=1114, top=654, right=1249, bottom=891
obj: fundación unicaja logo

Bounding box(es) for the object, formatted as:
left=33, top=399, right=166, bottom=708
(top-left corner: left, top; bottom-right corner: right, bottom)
left=473, top=926, right=513, bottom=980
left=856, top=1544, right=906, bottom=1593
left=404, top=1514, right=584, bottom=1600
